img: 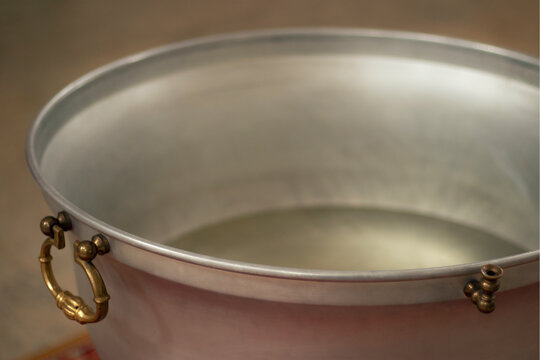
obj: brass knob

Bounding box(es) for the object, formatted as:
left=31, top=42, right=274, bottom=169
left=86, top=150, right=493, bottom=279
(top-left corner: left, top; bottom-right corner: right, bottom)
left=38, top=212, right=110, bottom=324
left=463, top=264, right=503, bottom=313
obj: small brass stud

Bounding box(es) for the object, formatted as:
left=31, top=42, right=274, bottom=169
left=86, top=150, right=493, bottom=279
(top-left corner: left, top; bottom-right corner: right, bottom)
left=40, top=216, right=58, bottom=237
left=91, top=234, right=110, bottom=255
left=76, top=241, right=98, bottom=261
left=40, top=211, right=72, bottom=236
left=56, top=211, right=72, bottom=231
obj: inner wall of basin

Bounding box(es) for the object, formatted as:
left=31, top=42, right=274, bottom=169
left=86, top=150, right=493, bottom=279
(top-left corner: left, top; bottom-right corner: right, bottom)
left=38, top=36, right=539, bottom=270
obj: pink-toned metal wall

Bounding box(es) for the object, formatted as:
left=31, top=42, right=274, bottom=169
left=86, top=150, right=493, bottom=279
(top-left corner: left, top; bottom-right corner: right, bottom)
left=84, top=257, right=539, bottom=359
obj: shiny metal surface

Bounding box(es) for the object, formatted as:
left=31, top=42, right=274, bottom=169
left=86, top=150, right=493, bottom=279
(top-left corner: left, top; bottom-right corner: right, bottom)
left=28, top=29, right=539, bottom=279
left=28, top=28, right=539, bottom=297
left=27, top=28, right=539, bottom=301
left=27, top=29, right=539, bottom=359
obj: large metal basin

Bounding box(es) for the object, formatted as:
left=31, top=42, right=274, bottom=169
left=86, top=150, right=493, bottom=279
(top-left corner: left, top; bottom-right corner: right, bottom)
left=27, top=29, right=539, bottom=359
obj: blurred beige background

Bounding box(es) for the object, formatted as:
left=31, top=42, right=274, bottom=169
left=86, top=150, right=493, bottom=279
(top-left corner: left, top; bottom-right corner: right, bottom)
left=0, top=1, right=538, bottom=359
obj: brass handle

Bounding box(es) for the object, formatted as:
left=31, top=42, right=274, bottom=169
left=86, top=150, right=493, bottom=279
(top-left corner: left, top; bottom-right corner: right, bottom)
left=39, top=211, right=110, bottom=324
left=463, top=264, right=503, bottom=313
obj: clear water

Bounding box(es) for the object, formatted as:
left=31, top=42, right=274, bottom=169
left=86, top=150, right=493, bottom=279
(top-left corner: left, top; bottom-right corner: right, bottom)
left=167, top=207, right=526, bottom=271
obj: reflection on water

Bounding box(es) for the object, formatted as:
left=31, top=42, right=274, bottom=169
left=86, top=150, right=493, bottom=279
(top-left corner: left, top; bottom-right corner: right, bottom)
left=167, top=207, right=526, bottom=271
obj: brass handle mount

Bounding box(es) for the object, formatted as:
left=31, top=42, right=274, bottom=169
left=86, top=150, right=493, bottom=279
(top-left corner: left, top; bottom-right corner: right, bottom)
left=39, top=211, right=110, bottom=324
left=463, top=264, right=503, bottom=313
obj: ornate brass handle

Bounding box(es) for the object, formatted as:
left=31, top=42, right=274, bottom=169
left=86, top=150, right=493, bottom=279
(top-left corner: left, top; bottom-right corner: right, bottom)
left=39, top=211, right=110, bottom=324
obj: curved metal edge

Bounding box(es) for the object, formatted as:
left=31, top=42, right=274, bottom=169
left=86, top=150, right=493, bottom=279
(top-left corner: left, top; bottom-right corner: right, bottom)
left=79, top=232, right=539, bottom=305
left=26, top=28, right=540, bottom=283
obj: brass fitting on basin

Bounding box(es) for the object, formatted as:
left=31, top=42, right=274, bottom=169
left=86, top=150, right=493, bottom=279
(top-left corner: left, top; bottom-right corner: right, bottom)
left=463, top=264, right=503, bottom=313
